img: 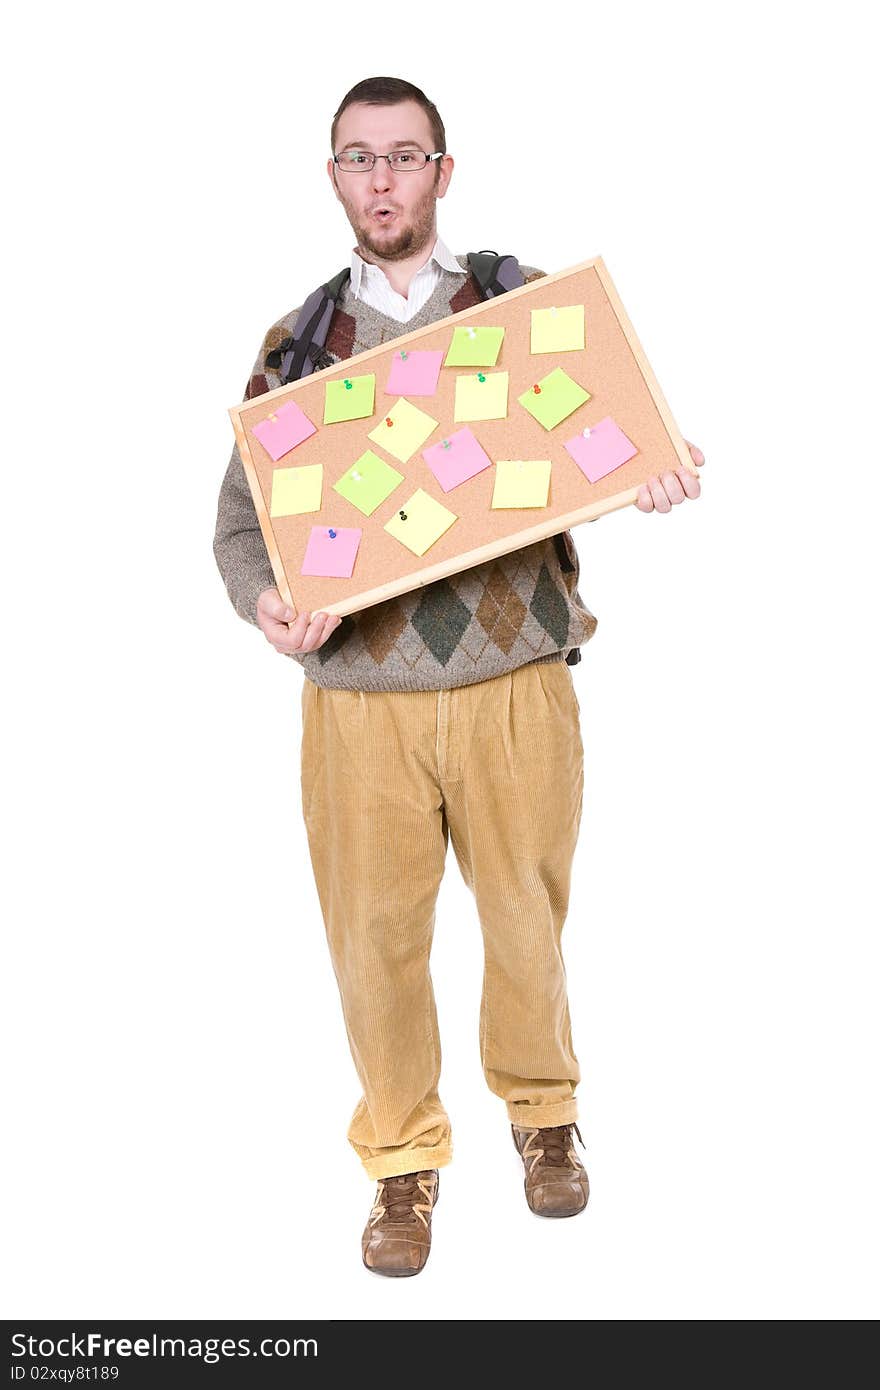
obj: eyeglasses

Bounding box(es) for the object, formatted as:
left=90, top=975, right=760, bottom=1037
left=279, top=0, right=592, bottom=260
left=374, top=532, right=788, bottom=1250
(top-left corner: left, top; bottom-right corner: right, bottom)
left=332, top=148, right=444, bottom=173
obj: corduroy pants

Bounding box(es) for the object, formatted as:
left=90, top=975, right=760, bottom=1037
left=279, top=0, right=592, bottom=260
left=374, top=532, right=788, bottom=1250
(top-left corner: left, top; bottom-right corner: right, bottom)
left=299, top=657, right=585, bottom=1181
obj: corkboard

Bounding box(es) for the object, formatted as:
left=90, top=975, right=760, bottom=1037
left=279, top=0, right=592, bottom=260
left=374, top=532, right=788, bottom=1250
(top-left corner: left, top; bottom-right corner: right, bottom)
left=228, top=254, right=696, bottom=620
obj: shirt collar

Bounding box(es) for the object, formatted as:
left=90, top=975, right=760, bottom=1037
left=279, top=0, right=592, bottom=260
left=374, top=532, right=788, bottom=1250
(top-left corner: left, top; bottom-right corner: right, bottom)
left=349, top=234, right=464, bottom=297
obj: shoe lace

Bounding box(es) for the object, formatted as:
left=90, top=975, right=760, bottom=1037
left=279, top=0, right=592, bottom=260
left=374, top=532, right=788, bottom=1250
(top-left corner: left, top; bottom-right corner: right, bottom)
left=369, top=1170, right=437, bottom=1229
left=521, top=1121, right=584, bottom=1173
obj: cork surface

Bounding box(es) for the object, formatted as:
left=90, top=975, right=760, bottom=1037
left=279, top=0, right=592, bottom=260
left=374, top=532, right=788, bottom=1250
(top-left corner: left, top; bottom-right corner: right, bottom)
left=228, top=255, right=695, bottom=619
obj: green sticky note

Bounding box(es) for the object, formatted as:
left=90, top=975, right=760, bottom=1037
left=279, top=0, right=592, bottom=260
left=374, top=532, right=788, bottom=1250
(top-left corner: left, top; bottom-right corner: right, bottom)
left=367, top=397, right=438, bottom=463
left=333, top=449, right=404, bottom=516
left=444, top=325, right=504, bottom=367
left=491, top=460, right=552, bottom=508
left=384, top=488, right=457, bottom=557
left=530, top=304, right=585, bottom=354
left=518, top=367, right=590, bottom=430
left=454, top=370, right=509, bottom=423
left=269, top=463, right=323, bottom=518
left=324, top=373, right=376, bottom=424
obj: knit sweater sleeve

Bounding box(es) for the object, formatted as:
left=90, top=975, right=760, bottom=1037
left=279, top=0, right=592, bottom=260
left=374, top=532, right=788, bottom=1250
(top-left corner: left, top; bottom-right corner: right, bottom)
left=212, top=313, right=302, bottom=626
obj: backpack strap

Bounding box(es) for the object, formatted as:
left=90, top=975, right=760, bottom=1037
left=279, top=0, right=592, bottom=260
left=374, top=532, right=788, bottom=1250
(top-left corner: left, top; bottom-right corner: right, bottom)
left=466, top=250, right=524, bottom=298
left=265, top=267, right=352, bottom=385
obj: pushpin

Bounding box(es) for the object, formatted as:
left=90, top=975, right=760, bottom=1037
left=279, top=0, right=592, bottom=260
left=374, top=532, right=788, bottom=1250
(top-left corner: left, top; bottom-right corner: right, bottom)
left=268, top=412, right=277, bottom=422
left=343, top=379, right=352, bottom=389
left=441, top=438, right=451, bottom=449
left=400, top=350, right=408, bottom=360
left=550, top=306, right=557, bottom=315
left=328, top=528, right=336, bottom=538
left=533, top=384, right=541, bottom=394
left=477, top=372, right=486, bottom=383
left=399, top=510, right=407, bottom=521
left=352, top=470, right=362, bottom=480
left=467, top=327, right=476, bottom=339
left=582, top=427, right=592, bottom=438
left=386, top=417, right=394, bottom=426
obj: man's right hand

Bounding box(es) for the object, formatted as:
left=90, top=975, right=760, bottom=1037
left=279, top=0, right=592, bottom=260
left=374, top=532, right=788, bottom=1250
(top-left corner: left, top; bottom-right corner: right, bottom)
left=256, top=587, right=342, bottom=656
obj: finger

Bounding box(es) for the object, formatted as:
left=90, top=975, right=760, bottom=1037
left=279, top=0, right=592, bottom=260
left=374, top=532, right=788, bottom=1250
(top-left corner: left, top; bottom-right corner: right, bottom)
left=685, top=439, right=705, bottom=466
left=635, top=482, right=654, bottom=512
left=648, top=476, right=672, bottom=512
left=295, top=612, right=341, bottom=654
left=661, top=470, right=686, bottom=505
left=678, top=466, right=702, bottom=500
left=264, top=609, right=310, bottom=646
left=259, top=591, right=294, bottom=622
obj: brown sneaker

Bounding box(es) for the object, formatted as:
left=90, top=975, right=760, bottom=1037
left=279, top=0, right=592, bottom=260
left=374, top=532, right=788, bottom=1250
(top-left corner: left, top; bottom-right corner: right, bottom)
left=511, top=1121, right=590, bottom=1217
left=361, top=1169, right=440, bottom=1277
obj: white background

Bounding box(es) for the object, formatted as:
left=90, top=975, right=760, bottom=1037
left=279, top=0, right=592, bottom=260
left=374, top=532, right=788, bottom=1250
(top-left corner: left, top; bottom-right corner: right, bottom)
left=3, top=0, right=878, bottom=1322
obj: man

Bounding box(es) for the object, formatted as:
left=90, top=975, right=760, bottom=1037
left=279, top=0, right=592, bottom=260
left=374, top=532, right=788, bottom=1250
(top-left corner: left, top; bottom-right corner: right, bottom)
left=213, top=76, right=704, bottom=1279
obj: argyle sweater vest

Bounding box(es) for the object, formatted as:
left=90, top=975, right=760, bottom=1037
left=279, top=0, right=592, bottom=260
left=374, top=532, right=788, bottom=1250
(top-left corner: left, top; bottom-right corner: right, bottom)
left=213, top=255, right=599, bottom=691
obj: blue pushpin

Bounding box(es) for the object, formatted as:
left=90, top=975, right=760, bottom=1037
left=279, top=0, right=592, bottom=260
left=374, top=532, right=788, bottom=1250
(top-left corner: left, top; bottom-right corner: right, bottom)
left=328, top=528, right=336, bottom=538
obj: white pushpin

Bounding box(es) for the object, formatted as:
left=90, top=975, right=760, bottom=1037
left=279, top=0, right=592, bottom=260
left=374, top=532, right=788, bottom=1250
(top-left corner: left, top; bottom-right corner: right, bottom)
left=467, top=327, right=477, bottom=339
left=582, top=427, right=592, bottom=438
left=352, top=470, right=362, bottom=480
left=550, top=306, right=557, bottom=315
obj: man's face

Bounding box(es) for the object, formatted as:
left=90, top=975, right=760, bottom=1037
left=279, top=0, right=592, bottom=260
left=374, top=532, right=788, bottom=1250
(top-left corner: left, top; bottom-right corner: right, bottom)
left=327, top=99, right=454, bottom=262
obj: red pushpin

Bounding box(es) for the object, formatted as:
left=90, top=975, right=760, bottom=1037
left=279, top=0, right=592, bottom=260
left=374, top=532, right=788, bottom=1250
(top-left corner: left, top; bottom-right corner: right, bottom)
left=386, top=417, right=394, bottom=426
left=533, top=384, right=541, bottom=394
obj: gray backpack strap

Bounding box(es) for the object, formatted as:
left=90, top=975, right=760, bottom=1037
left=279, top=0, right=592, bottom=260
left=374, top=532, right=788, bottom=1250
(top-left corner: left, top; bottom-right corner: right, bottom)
left=265, top=268, right=351, bottom=384
left=466, top=250, right=524, bottom=298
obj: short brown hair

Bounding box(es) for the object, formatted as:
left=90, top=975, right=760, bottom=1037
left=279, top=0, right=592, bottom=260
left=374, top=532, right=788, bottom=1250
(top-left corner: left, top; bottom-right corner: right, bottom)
left=330, top=76, right=446, bottom=159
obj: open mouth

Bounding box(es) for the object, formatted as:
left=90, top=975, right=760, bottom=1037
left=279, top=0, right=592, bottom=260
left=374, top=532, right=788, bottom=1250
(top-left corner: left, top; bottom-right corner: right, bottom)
left=371, top=208, right=396, bottom=222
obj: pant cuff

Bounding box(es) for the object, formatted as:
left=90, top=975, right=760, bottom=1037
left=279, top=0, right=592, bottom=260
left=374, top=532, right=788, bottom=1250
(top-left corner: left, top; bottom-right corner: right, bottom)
left=507, top=1099, right=579, bottom=1128
left=362, top=1145, right=454, bottom=1182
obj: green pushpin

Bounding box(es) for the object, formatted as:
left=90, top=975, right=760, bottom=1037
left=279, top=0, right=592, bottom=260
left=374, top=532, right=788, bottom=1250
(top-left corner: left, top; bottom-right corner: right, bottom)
left=477, top=372, right=486, bottom=383
left=400, top=350, right=408, bottom=360
left=441, top=438, right=451, bottom=449
left=343, top=379, right=352, bottom=389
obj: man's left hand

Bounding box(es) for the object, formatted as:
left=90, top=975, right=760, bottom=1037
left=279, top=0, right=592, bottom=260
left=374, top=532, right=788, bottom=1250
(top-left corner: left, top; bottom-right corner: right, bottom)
left=635, top=440, right=704, bottom=513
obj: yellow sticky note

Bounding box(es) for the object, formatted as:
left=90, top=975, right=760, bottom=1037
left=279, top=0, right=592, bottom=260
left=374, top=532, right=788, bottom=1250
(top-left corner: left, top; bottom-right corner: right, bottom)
left=368, top=397, right=438, bottom=463
left=269, top=463, right=323, bottom=518
left=454, top=371, right=509, bottom=423
left=530, top=304, right=585, bottom=354
left=491, top=460, right=552, bottom=508
left=384, top=488, right=457, bottom=556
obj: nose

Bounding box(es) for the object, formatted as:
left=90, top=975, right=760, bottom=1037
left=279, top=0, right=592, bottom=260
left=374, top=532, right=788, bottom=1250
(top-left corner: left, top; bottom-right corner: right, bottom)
left=370, top=158, right=394, bottom=194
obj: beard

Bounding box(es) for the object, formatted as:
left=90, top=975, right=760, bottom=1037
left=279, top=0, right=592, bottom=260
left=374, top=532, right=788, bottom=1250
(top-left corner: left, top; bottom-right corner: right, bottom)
left=344, top=175, right=440, bottom=263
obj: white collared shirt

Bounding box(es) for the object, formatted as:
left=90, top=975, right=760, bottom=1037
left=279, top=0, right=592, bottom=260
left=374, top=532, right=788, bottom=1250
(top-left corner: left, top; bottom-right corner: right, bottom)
left=349, top=234, right=464, bottom=322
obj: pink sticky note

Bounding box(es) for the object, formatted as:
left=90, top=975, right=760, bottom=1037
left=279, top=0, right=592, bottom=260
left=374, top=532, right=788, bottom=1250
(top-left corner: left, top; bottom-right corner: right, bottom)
left=422, top=426, right=493, bottom=493
left=385, top=349, right=444, bottom=397
left=252, top=401, right=317, bottom=462
left=564, top=416, right=638, bottom=483
left=300, top=525, right=362, bottom=578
